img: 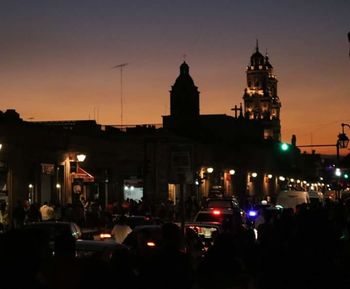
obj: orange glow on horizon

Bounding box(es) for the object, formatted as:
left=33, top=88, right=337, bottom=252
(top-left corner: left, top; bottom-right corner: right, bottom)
left=1, top=2, right=349, bottom=157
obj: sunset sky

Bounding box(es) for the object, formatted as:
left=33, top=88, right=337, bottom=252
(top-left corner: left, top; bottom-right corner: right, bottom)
left=1, top=1, right=349, bottom=155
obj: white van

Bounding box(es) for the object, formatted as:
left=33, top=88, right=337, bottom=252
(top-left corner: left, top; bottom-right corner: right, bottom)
left=275, top=190, right=310, bottom=211
left=308, top=190, right=324, bottom=205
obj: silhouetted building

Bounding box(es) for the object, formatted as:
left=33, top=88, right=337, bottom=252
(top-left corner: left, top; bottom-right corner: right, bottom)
left=0, top=44, right=317, bottom=226
left=243, top=41, right=281, bottom=141
left=162, top=44, right=293, bottom=204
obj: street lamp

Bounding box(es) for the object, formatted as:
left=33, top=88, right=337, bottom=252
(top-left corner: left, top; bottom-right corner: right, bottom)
left=297, top=123, right=350, bottom=164
left=77, top=154, right=86, bottom=162
left=71, top=153, right=87, bottom=204
left=56, top=183, right=61, bottom=203
left=336, top=123, right=350, bottom=165
left=337, top=123, right=350, bottom=149
left=205, top=167, right=214, bottom=196
left=28, top=184, right=34, bottom=203
left=229, top=169, right=236, bottom=175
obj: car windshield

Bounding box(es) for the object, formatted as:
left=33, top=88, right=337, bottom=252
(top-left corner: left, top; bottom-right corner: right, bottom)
left=207, top=200, right=233, bottom=208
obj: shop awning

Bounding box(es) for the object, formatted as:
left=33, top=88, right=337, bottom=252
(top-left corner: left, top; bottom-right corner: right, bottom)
left=74, top=167, right=95, bottom=182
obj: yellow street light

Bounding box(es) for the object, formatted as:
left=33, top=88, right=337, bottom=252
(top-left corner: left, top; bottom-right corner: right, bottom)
left=229, top=169, right=236, bottom=175
left=207, top=167, right=214, bottom=173
left=77, top=154, right=86, bottom=162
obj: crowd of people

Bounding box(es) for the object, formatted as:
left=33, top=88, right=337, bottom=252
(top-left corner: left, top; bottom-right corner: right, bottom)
left=0, top=194, right=202, bottom=232
left=2, top=196, right=350, bottom=288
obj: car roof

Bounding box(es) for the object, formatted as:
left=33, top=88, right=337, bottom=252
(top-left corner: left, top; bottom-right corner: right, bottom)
left=23, top=221, right=81, bottom=239
left=25, top=221, right=77, bottom=227
left=206, top=197, right=240, bottom=206
left=206, top=196, right=238, bottom=200
left=197, top=207, right=236, bottom=214
left=130, top=224, right=162, bottom=232
left=76, top=239, right=127, bottom=251
left=185, top=221, right=222, bottom=227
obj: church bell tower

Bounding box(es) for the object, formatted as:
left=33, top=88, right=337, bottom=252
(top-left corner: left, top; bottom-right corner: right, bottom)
left=170, top=61, right=200, bottom=119
left=162, top=61, right=200, bottom=133
left=243, top=41, right=281, bottom=141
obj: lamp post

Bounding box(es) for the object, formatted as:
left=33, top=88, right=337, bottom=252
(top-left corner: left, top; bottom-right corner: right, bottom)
left=56, top=183, right=61, bottom=203
left=104, top=170, right=109, bottom=210
left=295, top=123, right=350, bottom=199
left=206, top=167, right=213, bottom=196
left=72, top=153, right=86, bottom=204
left=337, top=123, right=350, bottom=151
left=28, top=184, right=34, bottom=204
left=297, top=123, right=350, bottom=163
left=336, top=123, right=350, bottom=199
left=76, top=153, right=87, bottom=176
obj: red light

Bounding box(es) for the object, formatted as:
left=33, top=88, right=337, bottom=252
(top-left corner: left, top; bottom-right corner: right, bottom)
left=212, top=209, right=221, bottom=215
left=190, top=226, right=202, bottom=233
left=196, top=226, right=204, bottom=233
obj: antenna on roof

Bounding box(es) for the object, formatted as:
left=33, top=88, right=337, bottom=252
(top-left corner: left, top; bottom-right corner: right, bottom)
left=113, top=63, right=129, bottom=127
left=348, top=32, right=350, bottom=59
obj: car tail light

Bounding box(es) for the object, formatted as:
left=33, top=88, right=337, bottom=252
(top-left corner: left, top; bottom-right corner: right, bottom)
left=100, top=233, right=112, bottom=239
left=212, top=209, right=221, bottom=215
left=189, top=225, right=204, bottom=234
left=196, top=226, right=204, bottom=233
left=146, top=241, right=156, bottom=247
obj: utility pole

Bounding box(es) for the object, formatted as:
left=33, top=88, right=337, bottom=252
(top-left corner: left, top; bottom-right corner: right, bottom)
left=113, top=63, right=129, bottom=127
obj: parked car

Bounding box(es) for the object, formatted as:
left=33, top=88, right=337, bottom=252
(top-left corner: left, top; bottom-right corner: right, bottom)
left=275, top=190, right=310, bottom=211
left=204, top=196, right=240, bottom=210
left=184, top=221, right=222, bottom=248
left=194, top=207, right=243, bottom=224
left=75, top=239, right=128, bottom=261
left=23, top=221, right=83, bottom=240
left=22, top=221, right=128, bottom=261
left=112, top=214, right=163, bottom=229
left=192, top=207, right=253, bottom=241
left=308, top=190, right=324, bottom=206
left=92, top=214, right=164, bottom=242
left=123, top=224, right=206, bottom=268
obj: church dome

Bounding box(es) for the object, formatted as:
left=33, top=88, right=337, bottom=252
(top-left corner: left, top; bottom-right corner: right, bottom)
left=173, top=61, right=195, bottom=88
